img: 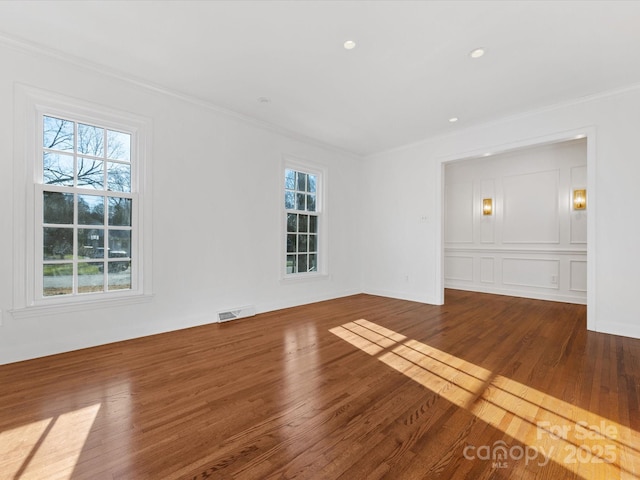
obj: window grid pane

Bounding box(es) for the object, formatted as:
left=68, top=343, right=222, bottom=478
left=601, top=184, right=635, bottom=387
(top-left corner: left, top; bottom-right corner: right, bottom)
left=285, top=168, right=318, bottom=214
left=43, top=263, right=73, bottom=296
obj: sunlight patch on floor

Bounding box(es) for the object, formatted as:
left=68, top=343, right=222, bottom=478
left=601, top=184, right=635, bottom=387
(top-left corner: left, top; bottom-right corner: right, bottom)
left=0, top=417, right=53, bottom=479
left=330, top=319, right=640, bottom=479
left=0, top=403, right=101, bottom=480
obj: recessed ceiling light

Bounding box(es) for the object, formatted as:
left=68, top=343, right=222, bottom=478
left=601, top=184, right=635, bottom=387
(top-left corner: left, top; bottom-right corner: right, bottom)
left=575, top=134, right=586, bottom=139
left=482, top=152, right=492, bottom=157
left=257, top=97, right=270, bottom=103
left=449, top=117, right=459, bottom=123
left=343, top=40, right=356, bottom=50
left=469, top=48, right=485, bottom=59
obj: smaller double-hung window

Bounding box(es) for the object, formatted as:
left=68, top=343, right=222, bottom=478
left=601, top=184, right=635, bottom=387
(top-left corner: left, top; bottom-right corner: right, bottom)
left=284, top=166, right=322, bottom=276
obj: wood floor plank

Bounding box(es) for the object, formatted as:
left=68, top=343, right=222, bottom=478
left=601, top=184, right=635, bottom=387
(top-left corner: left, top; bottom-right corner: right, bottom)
left=1, top=290, right=639, bottom=479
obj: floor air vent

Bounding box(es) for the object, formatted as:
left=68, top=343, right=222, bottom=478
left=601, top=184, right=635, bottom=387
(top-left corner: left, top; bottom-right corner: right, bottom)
left=217, top=305, right=256, bottom=323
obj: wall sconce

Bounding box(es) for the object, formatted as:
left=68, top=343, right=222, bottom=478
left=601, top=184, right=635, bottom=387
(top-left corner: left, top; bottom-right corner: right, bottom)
left=573, top=189, right=587, bottom=210
left=482, top=198, right=493, bottom=216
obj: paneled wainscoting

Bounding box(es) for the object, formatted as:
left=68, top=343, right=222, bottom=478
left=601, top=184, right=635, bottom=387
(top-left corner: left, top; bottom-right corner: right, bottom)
left=445, top=247, right=587, bottom=304
left=1, top=291, right=638, bottom=479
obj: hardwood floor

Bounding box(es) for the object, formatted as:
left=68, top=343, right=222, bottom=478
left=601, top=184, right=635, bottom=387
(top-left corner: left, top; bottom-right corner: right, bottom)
left=1, top=290, right=639, bottom=479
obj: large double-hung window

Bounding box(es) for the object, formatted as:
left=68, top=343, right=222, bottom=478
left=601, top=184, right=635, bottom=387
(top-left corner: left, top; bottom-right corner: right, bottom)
left=13, top=86, right=151, bottom=313
left=39, top=115, right=134, bottom=297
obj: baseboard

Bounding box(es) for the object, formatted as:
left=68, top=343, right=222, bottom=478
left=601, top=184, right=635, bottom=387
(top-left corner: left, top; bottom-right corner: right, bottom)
left=256, top=289, right=363, bottom=314
left=362, top=288, right=438, bottom=305
left=592, top=320, right=640, bottom=340
left=445, top=285, right=587, bottom=305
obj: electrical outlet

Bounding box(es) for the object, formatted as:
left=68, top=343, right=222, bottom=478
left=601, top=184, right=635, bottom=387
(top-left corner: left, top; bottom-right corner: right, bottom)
left=551, top=275, right=558, bottom=285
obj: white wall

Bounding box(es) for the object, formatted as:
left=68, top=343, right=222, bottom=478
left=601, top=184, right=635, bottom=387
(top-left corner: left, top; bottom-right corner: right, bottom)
left=3, top=40, right=640, bottom=365
left=0, top=43, right=364, bottom=364
left=363, top=86, right=640, bottom=339
left=444, top=140, right=587, bottom=303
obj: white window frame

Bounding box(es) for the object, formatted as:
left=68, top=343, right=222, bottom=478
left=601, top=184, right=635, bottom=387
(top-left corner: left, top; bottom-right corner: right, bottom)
left=281, top=157, right=328, bottom=280
left=12, top=86, right=153, bottom=317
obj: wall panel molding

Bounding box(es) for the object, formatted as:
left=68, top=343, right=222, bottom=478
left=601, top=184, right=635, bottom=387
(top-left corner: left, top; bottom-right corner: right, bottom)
left=570, top=260, right=588, bottom=292
left=502, top=257, right=560, bottom=290
left=480, top=257, right=495, bottom=284
left=445, top=247, right=586, bottom=255
left=502, top=169, right=560, bottom=244
left=445, top=181, right=474, bottom=244
left=444, top=256, right=474, bottom=282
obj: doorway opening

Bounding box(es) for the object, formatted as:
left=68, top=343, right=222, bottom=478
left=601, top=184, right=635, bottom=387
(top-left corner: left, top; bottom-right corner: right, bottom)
left=437, top=129, right=595, bottom=329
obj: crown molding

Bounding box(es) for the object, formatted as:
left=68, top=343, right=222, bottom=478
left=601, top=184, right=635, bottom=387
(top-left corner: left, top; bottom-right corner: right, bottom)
left=367, top=81, right=640, bottom=159
left=0, top=32, right=362, bottom=161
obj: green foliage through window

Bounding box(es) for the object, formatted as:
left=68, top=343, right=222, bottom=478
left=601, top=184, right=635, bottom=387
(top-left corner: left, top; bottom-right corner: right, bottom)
left=285, top=168, right=319, bottom=274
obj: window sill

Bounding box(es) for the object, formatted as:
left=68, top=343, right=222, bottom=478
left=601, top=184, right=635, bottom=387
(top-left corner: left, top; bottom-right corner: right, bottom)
left=280, top=273, right=329, bottom=284
left=10, top=293, right=155, bottom=320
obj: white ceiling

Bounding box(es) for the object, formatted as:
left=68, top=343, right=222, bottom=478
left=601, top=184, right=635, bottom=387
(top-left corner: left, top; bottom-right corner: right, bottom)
left=2, top=0, right=640, bottom=156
